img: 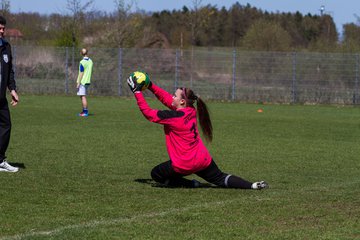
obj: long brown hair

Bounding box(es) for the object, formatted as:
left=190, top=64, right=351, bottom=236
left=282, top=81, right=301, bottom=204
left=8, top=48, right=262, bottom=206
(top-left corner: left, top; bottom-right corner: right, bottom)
left=180, top=87, right=213, bottom=142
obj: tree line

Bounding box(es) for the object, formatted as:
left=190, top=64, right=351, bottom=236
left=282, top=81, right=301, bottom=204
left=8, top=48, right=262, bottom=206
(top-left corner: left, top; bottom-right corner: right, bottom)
left=1, top=0, right=360, bottom=52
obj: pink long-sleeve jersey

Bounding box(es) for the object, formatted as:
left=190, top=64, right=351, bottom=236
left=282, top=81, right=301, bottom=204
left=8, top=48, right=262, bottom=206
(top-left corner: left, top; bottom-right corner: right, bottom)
left=134, top=84, right=212, bottom=174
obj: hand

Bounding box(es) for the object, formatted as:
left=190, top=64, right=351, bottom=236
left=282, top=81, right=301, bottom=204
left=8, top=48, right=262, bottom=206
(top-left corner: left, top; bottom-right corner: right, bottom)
left=127, top=76, right=145, bottom=93
left=10, top=90, right=19, bottom=106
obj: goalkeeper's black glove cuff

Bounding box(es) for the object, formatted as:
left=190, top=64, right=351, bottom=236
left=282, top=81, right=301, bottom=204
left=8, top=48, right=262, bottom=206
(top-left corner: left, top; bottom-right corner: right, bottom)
left=147, top=81, right=154, bottom=92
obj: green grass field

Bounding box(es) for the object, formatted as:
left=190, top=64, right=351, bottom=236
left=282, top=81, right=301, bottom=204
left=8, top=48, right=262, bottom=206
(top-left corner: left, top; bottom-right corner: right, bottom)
left=1, top=95, right=359, bottom=239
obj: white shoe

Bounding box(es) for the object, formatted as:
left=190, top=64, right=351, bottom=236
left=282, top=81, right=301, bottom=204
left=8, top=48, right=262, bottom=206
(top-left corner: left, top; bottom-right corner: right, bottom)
left=0, top=161, right=19, bottom=172
left=252, top=181, right=268, bottom=190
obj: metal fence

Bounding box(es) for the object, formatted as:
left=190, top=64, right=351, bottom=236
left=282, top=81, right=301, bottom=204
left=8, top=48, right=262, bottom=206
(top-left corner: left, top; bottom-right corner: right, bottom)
left=13, top=46, right=360, bottom=105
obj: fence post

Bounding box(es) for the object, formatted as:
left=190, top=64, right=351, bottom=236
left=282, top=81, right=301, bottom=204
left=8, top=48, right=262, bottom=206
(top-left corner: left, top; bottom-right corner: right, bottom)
left=232, top=49, right=236, bottom=101
left=13, top=46, right=16, bottom=74
left=291, top=52, right=297, bottom=104
left=175, top=49, right=179, bottom=92
left=190, top=46, right=194, bottom=88
left=65, top=47, right=69, bottom=94
left=118, top=48, right=123, bottom=96
left=72, top=46, right=75, bottom=72
left=354, top=53, right=359, bottom=104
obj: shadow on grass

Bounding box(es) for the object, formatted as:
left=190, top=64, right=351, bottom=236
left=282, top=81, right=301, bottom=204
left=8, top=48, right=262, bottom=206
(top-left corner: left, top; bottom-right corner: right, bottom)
left=10, top=162, right=26, bottom=169
left=134, top=178, right=216, bottom=188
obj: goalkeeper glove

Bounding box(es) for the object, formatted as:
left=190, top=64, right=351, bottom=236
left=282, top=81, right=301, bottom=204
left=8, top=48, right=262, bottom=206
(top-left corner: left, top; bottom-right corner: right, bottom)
left=127, top=76, right=145, bottom=93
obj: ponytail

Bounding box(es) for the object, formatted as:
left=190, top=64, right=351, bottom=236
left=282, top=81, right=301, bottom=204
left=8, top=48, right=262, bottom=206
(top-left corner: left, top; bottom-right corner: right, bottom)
left=196, top=97, right=213, bottom=142
left=181, top=88, right=213, bottom=142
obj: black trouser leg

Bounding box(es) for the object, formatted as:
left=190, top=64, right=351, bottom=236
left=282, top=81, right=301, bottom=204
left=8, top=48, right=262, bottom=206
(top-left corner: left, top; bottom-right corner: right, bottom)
left=0, top=100, right=11, bottom=162
left=151, top=160, right=195, bottom=187
left=196, top=160, right=253, bottom=189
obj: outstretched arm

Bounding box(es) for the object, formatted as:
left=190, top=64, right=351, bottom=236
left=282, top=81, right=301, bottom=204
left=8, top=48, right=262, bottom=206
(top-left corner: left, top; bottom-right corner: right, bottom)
left=127, top=75, right=160, bottom=122
left=134, top=92, right=161, bottom=123
left=148, top=82, right=175, bottom=110
left=134, top=92, right=184, bottom=125
left=127, top=76, right=179, bottom=124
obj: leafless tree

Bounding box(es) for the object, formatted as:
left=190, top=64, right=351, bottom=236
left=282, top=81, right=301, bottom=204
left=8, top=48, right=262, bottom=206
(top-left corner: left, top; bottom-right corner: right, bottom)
left=113, top=0, right=136, bottom=47
left=0, top=0, right=10, bottom=19
left=66, top=0, right=94, bottom=47
left=65, top=0, right=94, bottom=69
left=190, top=0, right=203, bottom=46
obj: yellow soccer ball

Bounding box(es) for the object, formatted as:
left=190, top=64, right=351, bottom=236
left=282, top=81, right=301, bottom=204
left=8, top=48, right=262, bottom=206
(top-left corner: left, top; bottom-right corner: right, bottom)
left=130, top=71, right=150, bottom=91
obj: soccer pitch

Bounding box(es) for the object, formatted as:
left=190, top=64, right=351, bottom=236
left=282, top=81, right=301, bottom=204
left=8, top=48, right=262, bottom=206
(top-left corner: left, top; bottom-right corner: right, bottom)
left=1, top=95, right=359, bottom=239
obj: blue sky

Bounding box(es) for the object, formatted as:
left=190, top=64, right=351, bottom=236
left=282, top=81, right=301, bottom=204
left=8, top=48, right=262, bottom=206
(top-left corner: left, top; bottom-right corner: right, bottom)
left=9, top=0, right=360, bottom=34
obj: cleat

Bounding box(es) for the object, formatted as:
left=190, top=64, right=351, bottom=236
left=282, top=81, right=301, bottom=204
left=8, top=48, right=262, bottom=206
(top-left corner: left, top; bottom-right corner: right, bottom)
left=252, top=181, right=268, bottom=190
left=192, top=179, right=201, bottom=188
left=78, top=112, right=89, bottom=117
left=0, top=161, right=19, bottom=172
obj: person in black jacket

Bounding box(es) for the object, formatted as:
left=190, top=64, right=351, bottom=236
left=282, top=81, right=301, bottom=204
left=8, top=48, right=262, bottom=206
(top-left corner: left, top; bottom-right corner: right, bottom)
left=0, top=16, right=19, bottom=172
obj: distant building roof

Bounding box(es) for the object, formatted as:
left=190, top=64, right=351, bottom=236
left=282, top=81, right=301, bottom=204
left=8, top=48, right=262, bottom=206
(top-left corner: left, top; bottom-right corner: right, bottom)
left=5, top=28, right=24, bottom=38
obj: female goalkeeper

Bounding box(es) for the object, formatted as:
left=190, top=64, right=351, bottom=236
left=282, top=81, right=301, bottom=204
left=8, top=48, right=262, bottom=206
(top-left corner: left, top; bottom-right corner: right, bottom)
left=127, top=76, right=268, bottom=189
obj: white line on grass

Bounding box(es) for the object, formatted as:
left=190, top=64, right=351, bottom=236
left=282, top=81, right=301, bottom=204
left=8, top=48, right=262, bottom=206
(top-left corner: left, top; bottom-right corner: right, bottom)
left=0, top=200, right=234, bottom=240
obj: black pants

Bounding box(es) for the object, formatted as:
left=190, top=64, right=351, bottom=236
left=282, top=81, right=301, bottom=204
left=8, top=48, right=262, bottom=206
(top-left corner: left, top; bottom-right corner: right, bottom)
left=151, top=159, right=253, bottom=189
left=0, top=99, right=11, bottom=162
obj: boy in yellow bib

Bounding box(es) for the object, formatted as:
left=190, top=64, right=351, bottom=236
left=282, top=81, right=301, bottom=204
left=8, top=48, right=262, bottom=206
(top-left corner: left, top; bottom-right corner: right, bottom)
left=76, top=48, right=93, bottom=117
